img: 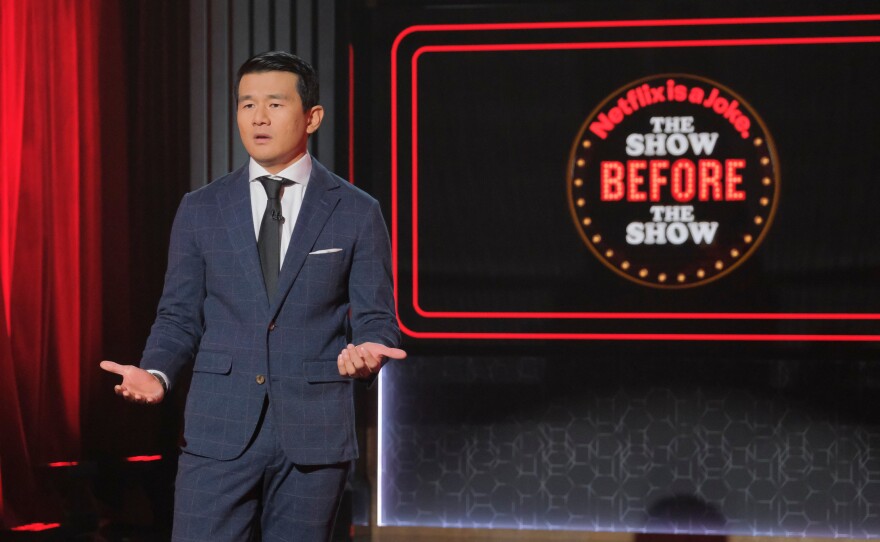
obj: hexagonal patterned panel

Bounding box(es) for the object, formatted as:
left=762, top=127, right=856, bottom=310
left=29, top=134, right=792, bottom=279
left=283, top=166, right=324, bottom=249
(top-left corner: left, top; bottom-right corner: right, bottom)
left=379, top=354, right=880, bottom=536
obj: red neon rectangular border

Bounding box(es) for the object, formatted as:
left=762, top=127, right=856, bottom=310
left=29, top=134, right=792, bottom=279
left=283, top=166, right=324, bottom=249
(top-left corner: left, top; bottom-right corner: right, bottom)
left=390, top=15, right=880, bottom=340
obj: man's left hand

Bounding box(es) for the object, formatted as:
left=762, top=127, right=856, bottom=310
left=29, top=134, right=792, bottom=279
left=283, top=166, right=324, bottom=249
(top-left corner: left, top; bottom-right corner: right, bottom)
left=337, top=342, right=407, bottom=379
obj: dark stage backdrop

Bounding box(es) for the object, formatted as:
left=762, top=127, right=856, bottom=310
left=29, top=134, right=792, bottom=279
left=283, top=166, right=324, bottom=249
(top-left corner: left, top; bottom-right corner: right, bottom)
left=346, top=0, right=880, bottom=536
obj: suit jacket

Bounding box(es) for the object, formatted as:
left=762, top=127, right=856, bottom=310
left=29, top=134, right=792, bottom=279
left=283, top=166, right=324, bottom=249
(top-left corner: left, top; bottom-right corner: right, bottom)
left=140, top=158, right=400, bottom=464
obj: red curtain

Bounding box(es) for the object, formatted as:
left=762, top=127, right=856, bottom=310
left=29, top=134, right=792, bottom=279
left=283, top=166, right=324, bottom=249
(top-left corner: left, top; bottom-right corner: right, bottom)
left=0, top=0, right=106, bottom=526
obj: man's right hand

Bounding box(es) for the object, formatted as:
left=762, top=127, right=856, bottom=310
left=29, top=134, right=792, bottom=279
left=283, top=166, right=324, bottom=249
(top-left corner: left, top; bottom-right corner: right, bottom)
left=100, top=361, right=165, bottom=404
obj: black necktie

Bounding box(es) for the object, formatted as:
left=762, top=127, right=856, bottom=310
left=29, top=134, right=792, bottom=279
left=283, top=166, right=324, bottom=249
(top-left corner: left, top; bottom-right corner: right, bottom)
left=257, top=176, right=292, bottom=300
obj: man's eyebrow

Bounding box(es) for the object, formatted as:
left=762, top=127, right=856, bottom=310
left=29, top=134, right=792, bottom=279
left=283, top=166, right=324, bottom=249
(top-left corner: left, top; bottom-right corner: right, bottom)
left=237, top=93, right=291, bottom=103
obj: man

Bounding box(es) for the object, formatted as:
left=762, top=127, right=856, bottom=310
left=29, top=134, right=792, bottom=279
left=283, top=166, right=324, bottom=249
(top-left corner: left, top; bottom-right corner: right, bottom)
left=101, top=51, right=405, bottom=541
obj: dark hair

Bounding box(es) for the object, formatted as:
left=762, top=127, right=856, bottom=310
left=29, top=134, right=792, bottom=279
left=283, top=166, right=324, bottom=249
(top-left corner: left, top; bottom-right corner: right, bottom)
left=234, top=51, right=319, bottom=110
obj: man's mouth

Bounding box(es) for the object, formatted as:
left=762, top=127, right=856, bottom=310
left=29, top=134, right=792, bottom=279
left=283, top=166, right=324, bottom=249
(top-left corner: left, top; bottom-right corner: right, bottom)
left=255, top=134, right=271, bottom=142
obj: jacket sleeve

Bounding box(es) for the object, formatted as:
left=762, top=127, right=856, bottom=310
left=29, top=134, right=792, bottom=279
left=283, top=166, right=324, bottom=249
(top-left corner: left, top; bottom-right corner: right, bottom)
left=139, top=192, right=206, bottom=387
left=348, top=198, right=400, bottom=349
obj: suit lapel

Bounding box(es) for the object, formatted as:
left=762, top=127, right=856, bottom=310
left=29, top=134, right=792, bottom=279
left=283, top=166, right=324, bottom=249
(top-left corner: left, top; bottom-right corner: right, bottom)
left=270, top=159, right=341, bottom=316
left=218, top=165, right=269, bottom=305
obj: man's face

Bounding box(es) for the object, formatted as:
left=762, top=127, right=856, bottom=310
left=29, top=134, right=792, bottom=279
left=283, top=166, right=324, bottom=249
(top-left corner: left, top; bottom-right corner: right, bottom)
left=236, top=71, right=323, bottom=174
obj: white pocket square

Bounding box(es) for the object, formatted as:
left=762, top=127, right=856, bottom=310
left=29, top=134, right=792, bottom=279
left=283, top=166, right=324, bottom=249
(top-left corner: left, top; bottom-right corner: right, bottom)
left=309, top=248, right=343, bottom=255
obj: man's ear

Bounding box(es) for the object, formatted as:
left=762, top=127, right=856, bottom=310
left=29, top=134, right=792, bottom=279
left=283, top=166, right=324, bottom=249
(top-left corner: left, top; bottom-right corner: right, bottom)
left=306, top=105, right=324, bottom=134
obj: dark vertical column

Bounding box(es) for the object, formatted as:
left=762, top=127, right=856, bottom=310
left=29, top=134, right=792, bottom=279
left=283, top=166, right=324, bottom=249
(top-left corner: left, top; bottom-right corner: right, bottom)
left=189, top=0, right=209, bottom=188
left=316, top=0, right=335, bottom=171
left=253, top=0, right=271, bottom=53
left=274, top=0, right=293, bottom=52
left=209, top=0, right=231, bottom=179
left=231, top=0, right=252, bottom=168
left=295, top=0, right=312, bottom=63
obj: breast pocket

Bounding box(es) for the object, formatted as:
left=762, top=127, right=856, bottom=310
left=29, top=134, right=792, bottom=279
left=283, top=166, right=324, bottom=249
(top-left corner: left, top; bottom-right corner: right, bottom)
left=306, top=248, right=344, bottom=264
left=301, top=249, right=347, bottom=290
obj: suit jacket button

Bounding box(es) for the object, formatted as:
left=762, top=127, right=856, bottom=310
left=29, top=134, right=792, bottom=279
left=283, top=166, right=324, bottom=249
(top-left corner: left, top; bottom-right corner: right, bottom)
left=268, top=322, right=276, bottom=331
left=255, top=375, right=266, bottom=385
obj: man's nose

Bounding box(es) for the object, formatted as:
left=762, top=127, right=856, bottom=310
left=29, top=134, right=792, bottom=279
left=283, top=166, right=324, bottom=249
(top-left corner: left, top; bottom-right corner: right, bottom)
left=253, top=106, right=269, bottom=125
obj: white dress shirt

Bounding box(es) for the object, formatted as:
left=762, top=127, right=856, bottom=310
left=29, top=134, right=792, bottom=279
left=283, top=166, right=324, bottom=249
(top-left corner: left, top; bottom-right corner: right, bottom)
left=248, top=153, right=311, bottom=269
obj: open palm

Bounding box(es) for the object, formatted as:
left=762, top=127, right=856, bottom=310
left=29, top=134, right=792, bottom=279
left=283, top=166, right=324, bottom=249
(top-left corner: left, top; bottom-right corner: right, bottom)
left=100, top=361, right=165, bottom=404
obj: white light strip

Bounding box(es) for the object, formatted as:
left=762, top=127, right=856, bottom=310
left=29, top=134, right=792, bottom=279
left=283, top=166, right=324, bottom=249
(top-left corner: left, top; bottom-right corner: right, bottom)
left=377, top=369, right=385, bottom=526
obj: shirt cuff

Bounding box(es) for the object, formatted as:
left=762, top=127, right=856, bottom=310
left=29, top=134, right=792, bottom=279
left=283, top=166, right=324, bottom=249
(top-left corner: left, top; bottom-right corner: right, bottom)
left=146, top=369, right=170, bottom=393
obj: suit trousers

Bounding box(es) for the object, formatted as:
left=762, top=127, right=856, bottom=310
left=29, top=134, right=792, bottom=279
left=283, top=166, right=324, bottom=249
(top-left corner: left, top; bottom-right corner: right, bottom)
left=171, top=397, right=350, bottom=542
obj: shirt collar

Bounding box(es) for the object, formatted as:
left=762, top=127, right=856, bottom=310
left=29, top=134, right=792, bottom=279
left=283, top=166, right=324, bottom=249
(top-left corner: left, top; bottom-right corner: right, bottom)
left=247, top=153, right=312, bottom=186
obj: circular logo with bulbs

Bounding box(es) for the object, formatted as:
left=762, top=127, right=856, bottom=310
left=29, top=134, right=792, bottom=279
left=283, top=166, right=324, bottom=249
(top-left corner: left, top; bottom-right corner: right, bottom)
left=567, top=74, right=779, bottom=289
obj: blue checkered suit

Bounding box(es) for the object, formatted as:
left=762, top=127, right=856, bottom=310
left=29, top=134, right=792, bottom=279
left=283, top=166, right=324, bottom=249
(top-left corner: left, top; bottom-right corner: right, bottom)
left=140, top=158, right=399, bottom=465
